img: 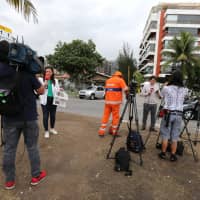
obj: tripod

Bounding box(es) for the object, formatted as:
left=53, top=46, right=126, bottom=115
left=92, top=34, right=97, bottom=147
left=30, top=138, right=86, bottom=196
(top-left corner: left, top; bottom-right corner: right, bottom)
left=180, top=101, right=200, bottom=162
left=193, top=102, right=200, bottom=145
left=106, top=92, right=143, bottom=166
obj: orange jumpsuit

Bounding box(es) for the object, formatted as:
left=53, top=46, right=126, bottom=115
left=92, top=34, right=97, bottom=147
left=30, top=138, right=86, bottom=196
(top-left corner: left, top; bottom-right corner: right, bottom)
left=98, top=75, right=127, bottom=136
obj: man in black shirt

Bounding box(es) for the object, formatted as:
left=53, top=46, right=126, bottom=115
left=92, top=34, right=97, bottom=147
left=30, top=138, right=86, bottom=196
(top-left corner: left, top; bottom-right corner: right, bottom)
left=0, top=40, right=46, bottom=189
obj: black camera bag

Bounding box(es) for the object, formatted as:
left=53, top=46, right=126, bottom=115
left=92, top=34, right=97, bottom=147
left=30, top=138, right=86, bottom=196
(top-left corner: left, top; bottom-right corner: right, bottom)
left=115, top=147, right=131, bottom=172
left=0, top=63, right=22, bottom=116
left=127, top=130, right=144, bottom=153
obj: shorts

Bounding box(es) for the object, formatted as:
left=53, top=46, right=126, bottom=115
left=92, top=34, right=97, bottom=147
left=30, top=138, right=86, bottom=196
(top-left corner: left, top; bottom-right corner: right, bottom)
left=160, top=113, right=182, bottom=141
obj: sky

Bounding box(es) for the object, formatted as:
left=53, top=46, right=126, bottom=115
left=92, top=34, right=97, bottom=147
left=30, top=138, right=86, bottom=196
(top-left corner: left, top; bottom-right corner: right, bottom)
left=1, top=0, right=199, bottom=61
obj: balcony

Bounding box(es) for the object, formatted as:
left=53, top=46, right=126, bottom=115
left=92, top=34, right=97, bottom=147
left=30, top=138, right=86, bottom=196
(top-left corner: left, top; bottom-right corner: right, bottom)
left=139, top=62, right=154, bottom=72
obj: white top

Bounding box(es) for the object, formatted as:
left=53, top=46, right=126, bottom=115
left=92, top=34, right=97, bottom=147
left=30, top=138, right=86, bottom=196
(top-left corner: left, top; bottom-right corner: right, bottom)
left=38, top=77, right=60, bottom=105
left=141, top=82, right=160, bottom=104
left=161, top=85, right=188, bottom=111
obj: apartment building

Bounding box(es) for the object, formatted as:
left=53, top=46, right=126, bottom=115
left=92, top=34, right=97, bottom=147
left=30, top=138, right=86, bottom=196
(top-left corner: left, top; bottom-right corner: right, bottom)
left=138, top=3, right=200, bottom=78
left=96, top=60, right=118, bottom=76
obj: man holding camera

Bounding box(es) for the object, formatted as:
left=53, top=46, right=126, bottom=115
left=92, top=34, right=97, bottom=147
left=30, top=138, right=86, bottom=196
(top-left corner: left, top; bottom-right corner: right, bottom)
left=98, top=71, right=128, bottom=137
left=0, top=40, right=46, bottom=189
left=141, top=76, right=161, bottom=132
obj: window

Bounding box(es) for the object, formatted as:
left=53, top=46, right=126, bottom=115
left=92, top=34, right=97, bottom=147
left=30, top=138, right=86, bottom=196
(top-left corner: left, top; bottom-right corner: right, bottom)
left=167, top=27, right=198, bottom=36
left=97, top=87, right=104, bottom=91
left=178, top=15, right=200, bottom=24
left=166, top=15, right=178, bottom=23
left=149, top=21, right=157, bottom=29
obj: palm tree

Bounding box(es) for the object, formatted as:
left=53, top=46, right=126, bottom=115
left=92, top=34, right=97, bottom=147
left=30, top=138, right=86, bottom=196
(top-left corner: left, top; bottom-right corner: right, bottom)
left=5, top=0, right=38, bottom=23
left=117, top=43, right=137, bottom=84
left=163, top=32, right=200, bottom=89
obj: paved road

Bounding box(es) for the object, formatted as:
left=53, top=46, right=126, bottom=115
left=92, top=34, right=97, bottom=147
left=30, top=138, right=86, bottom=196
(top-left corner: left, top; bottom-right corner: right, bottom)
left=58, top=94, right=199, bottom=133
left=59, top=94, right=158, bottom=126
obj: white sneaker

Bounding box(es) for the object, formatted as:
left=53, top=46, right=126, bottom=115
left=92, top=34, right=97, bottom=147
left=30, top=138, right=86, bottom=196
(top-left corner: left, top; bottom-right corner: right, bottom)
left=44, top=131, right=50, bottom=138
left=50, top=129, right=58, bottom=135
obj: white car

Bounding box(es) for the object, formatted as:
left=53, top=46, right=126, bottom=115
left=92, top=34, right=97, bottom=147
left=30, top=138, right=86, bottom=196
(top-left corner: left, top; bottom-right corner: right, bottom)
left=79, top=86, right=105, bottom=100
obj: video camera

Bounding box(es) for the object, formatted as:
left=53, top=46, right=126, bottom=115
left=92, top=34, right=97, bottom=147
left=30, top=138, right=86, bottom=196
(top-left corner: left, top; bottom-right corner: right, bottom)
left=8, top=42, right=44, bottom=74
left=0, top=40, right=44, bottom=74
left=129, top=78, right=138, bottom=95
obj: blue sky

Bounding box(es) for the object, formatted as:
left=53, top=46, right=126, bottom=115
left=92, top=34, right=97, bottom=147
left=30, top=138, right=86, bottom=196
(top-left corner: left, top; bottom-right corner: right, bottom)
left=1, top=0, right=199, bottom=60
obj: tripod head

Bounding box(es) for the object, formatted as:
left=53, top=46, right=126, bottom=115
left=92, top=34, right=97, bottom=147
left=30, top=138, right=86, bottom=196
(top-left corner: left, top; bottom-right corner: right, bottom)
left=128, top=78, right=138, bottom=97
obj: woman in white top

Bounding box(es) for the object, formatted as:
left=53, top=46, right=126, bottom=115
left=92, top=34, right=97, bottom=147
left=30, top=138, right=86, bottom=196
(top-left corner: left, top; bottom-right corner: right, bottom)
left=38, top=67, right=60, bottom=138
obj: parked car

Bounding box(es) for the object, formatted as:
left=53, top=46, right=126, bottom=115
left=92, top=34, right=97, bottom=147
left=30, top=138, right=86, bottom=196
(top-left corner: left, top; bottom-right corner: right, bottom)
left=79, top=86, right=105, bottom=100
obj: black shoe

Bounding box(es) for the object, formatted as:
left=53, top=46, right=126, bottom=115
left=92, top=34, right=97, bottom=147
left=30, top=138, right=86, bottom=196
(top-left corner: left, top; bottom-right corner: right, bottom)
left=141, top=127, right=145, bottom=131
left=158, top=152, right=166, bottom=160
left=170, top=154, right=177, bottom=162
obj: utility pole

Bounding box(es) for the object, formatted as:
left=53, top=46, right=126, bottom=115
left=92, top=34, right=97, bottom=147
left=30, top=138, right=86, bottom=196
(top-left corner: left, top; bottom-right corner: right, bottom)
left=128, top=65, right=130, bottom=85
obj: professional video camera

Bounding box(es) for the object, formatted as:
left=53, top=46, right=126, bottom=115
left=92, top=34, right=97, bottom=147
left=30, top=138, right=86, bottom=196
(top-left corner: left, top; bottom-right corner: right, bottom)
left=129, top=78, right=138, bottom=95
left=8, top=42, right=44, bottom=74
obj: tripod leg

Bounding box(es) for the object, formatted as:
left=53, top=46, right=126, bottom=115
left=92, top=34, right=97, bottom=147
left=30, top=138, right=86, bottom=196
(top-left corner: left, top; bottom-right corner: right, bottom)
left=132, top=96, right=143, bottom=166
left=180, top=119, right=189, bottom=138
left=144, top=130, right=152, bottom=147
left=194, top=105, right=200, bottom=145
left=185, top=124, right=198, bottom=162
left=106, top=99, right=129, bottom=159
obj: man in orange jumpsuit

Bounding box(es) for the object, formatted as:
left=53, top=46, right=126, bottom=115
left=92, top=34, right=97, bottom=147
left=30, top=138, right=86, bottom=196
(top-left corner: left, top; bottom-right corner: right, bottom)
left=98, top=71, right=128, bottom=137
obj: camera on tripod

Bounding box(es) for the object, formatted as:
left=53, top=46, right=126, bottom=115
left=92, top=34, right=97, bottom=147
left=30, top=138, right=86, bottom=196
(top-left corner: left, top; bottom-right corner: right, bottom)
left=128, top=78, right=138, bottom=95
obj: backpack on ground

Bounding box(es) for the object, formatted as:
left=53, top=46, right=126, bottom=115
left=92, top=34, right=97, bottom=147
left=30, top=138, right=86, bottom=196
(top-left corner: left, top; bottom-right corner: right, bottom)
left=167, top=140, right=184, bottom=156
left=114, top=147, right=131, bottom=172
left=127, top=130, right=144, bottom=153
left=0, top=63, right=21, bottom=116
left=176, top=141, right=184, bottom=156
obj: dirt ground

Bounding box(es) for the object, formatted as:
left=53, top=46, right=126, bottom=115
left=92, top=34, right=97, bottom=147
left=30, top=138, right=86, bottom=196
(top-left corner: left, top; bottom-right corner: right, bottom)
left=1, top=110, right=200, bottom=200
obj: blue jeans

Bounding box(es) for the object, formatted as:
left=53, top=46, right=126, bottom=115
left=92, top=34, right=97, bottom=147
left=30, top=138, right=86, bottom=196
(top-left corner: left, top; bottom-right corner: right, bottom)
left=2, top=120, right=41, bottom=182
left=41, top=97, right=57, bottom=131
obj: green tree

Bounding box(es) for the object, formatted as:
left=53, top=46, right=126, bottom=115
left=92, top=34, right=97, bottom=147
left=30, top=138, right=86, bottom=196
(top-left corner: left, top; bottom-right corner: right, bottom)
left=133, top=70, right=144, bottom=85
left=46, top=40, right=104, bottom=82
left=132, top=70, right=144, bottom=93
left=117, top=43, right=137, bottom=84
left=5, top=0, right=38, bottom=22
left=163, top=32, right=200, bottom=89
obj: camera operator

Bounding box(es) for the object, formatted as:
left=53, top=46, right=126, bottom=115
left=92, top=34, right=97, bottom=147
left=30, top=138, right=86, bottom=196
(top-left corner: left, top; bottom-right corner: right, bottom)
left=98, top=71, right=128, bottom=137
left=141, top=76, right=161, bottom=132
left=0, top=40, right=46, bottom=189
left=158, top=70, right=188, bottom=162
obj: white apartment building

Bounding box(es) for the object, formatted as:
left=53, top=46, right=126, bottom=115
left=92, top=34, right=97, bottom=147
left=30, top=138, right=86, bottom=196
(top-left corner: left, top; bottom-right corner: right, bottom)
left=138, top=3, right=200, bottom=78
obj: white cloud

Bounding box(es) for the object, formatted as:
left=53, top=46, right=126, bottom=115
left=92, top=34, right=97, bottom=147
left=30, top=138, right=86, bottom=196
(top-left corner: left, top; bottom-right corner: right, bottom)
left=0, top=0, right=199, bottom=60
